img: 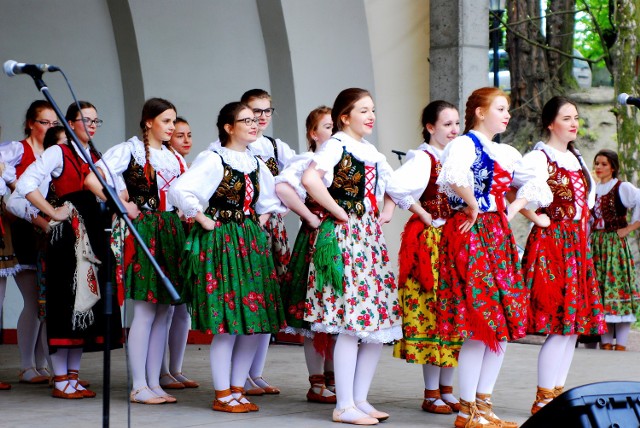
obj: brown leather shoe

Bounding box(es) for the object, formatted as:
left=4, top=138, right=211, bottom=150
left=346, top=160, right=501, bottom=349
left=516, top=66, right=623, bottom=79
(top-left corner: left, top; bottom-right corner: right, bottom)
left=476, top=393, right=518, bottom=427
left=0, top=381, right=11, bottom=390
left=231, top=386, right=259, bottom=411
left=306, top=374, right=336, bottom=404
left=531, top=386, right=555, bottom=415
left=614, top=344, right=626, bottom=351
left=421, top=389, right=453, bottom=414
left=600, top=343, right=613, bottom=350
left=19, top=367, right=49, bottom=384
left=440, top=384, right=461, bottom=412
left=51, top=375, right=84, bottom=399
left=212, top=389, right=248, bottom=413
left=454, top=399, right=500, bottom=428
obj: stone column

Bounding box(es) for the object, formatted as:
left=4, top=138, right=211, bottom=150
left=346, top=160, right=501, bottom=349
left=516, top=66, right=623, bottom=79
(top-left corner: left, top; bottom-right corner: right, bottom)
left=429, top=0, right=489, bottom=114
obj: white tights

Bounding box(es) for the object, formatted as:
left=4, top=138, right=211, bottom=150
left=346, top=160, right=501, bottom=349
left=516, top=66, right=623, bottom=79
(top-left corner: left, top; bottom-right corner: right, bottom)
left=15, top=271, right=48, bottom=371
left=303, top=336, right=335, bottom=375
left=160, top=304, right=190, bottom=376
left=248, top=333, right=271, bottom=381
left=457, top=339, right=507, bottom=402
left=127, top=301, right=171, bottom=392
left=210, top=333, right=260, bottom=390
left=423, top=364, right=457, bottom=405
left=602, top=322, right=631, bottom=346
left=50, top=347, right=84, bottom=391
left=537, top=334, right=577, bottom=389
left=333, top=333, right=383, bottom=411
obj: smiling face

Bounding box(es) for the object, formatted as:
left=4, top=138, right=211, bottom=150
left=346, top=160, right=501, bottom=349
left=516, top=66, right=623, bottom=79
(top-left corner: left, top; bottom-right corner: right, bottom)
left=170, top=121, right=192, bottom=156
left=547, top=103, right=579, bottom=145
left=427, top=107, right=459, bottom=150
left=146, top=109, right=176, bottom=146
left=69, top=107, right=98, bottom=145
left=225, top=107, right=258, bottom=148
left=341, top=96, right=375, bottom=140
left=478, top=95, right=510, bottom=137
left=247, top=97, right=272, bottom=134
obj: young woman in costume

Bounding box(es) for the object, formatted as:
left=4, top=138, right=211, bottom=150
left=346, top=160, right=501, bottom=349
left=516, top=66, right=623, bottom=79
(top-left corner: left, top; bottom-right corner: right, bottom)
left=514, top=96, right=606, bottom=415
left=591, top=149, right=640, bottom=351
left=17, top=101, right=122, bottom=398
left=159, top=116, right=198, bottom=391
left=301, top=88, right=401, bottom=425
left=169, top=101, right=285, bottom=413
left=276, top=106, right=336, bottom=404
left=437, top=87, right=551, bottom=428
left=89, top=98, right=186, bottom=405
left=386, top=100, right=463, bottom=414
left=239, top=89, right=295, bottom=396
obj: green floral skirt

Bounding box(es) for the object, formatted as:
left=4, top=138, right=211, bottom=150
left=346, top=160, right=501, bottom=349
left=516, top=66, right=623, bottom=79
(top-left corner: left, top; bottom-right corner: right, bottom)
left=183, top=216, right=286, bottom=335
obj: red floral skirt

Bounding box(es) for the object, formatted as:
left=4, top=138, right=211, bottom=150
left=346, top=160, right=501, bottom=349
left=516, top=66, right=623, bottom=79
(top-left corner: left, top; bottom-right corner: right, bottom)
left=523, top=220, right=606, bottom=335
left=437, top=212, right=527, bottom=352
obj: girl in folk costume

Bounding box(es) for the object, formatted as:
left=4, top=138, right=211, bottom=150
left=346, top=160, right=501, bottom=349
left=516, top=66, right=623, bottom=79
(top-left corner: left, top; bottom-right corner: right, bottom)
left=437, top=87, right=552, bottom=428
left=240, top=89, right=295, bottom=396
left=276, top=106, right=336, bottom=404
left=159, top=116, right=199, bottom=391
left=88, top=98, right=187, bottom=405
left=514, top=96, right=606, bottom=415
left=592, top=149, right=640, bottom=351
left=168, top=102, right=286, bottom=413
left=0, top=100, right=57, bottom=385
left=301, top=88, right=401, bottom=426
left=386, top=100, right=463, bottom=414
left=16, top=101, right=122, bottom=398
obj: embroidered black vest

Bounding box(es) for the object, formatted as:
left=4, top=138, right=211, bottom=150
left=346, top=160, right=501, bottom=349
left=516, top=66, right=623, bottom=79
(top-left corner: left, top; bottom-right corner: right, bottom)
left=205, top=155, right=260, bottom=224
left=327, top=147, right=371, bottom=218
left=122, top=157, right=160, bottom=211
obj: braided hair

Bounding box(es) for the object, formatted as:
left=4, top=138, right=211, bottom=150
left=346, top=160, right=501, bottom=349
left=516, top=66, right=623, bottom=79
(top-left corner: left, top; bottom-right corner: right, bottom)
left=139, top=98, right=177, bottom=182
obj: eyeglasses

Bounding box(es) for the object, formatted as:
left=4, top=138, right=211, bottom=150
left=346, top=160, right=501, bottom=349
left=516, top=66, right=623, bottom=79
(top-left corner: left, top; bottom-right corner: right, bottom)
left=75, top=118, right=104, bottom=127
left=236, top=117, right=259, bottom=126
left=35, top=120, right=61, bottom=127
left=252, top=108, right=275, bottom=117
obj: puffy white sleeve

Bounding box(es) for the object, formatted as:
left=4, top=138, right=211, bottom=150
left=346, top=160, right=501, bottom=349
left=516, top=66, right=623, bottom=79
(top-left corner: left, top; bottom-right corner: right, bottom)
left=168, top=150, right=224, bottom=219
left=1, top=164, right=15, bottom=188
left=385, top=150, right=431, bottom=209
left=275, top=138, right=297, bottom=169
left=436, top=136, right=476, bottom=198
left=96, top=142, right=133, bottom=188
left=310, top=139, right=343, bottom=187
left=256, top=158, right=286, bottom=214
left=618, top=181, right=640, bottom=224
left=274, top=152, right=313, bottom=201
left=0, top=141, right=25, bottom=183
left=512, top=150, right=553, bottom=209
left=7, top=190, right=39, bottom=221
left=15, top=145, right=63, bottom=197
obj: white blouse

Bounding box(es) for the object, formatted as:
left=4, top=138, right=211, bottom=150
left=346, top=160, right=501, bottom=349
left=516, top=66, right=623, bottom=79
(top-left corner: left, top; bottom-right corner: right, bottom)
left=311, top=131, right=393, bottom=212
left=210, top=136, right=297, bottom=171
left=438, top=130, right=551, bottom=212
left=96, top=137, right=185, bottom=211
left=274, top=151, right=315, bottom=201
left=168, top=147, right=285, bottom=219
left=0, top=140, right=35, bottom=184
left=513, top=142, right=596, bottom=219
left=593, top=178, right=640, bottom=228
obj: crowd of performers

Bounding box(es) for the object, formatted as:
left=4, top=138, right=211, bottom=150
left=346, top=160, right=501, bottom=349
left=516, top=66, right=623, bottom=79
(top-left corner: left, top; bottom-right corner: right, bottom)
left=0, top=86, right=638, bottom=427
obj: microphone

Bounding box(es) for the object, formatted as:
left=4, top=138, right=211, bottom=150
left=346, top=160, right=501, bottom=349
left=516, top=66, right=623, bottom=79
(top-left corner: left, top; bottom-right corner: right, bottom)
left=618, top=93, right=640, bottom=108
left=3, top=60, right=59, bottom=77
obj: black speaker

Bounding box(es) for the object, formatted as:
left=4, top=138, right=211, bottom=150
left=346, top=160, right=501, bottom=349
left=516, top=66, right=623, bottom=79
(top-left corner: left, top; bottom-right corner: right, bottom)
left=522, top=381, right=640, bottom=428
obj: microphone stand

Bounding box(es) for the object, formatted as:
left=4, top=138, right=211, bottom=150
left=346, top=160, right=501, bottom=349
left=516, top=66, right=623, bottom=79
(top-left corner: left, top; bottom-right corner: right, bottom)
left=391, top=149, right=406, bottom=165
left=24, top=70, right=180, bottom=428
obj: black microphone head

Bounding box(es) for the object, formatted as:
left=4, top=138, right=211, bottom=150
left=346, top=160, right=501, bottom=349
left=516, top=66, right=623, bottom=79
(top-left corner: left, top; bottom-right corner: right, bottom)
left=3, top=60, right=18, bottom=77
left=618, top=93, right=629, bottom=105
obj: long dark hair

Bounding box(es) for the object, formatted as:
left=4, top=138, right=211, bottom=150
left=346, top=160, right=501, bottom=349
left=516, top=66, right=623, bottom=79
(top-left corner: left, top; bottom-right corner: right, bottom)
left=331, top=88, right=371, bottom=134
left=23, top=100, right=53, bottom=137
left=541, top=96, right=591, bottom=191
left=421, top=100, right=457, bottom=142
left=139, top=97, right=177, bottom=181
left=594, top=149, right=619, bottom=179
left=217, top=102, right=251, bottom=146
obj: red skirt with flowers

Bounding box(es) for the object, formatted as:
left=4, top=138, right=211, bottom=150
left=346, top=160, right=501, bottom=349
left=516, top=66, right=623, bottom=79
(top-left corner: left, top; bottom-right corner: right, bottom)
left=524, top=220, right=606, bottom=335
left=437, top=212, right=528, bottom=352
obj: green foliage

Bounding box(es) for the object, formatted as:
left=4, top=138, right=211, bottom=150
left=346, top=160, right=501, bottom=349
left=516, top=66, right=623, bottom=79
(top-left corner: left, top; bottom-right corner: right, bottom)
left=574, top=0, right=611, bottom=67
